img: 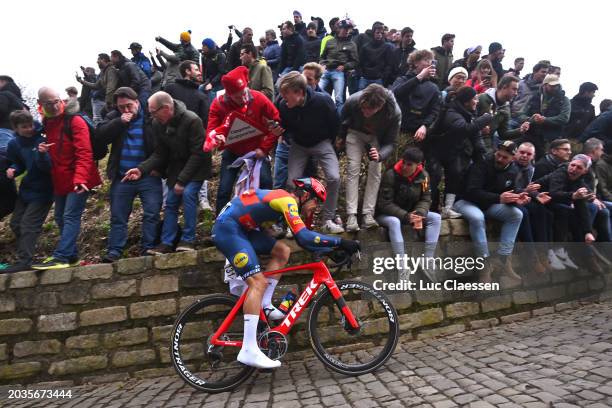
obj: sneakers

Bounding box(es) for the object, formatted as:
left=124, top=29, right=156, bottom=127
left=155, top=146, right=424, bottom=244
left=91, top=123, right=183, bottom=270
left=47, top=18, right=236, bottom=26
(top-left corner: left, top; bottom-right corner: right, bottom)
left=31, top=257, right=71, bottom=270
left=345, top=215, right=360, bottom=232
left=548, top=249, right=566, bottom=270
left=333, top=215, right=343, bottom=228
left=269, top=223, right=286, bottom=238
left=285, top=227, right=293, bottom=239
left=101, top=253, right=120, bottom=264
left=147, top=244, right=174, bottom=255
left=237, top=348, right=281, bottom=369
left=361, top=214, right=379, bottom=230
left=321, top=219, right=345, bottom=234
left=441, top=207, right=462, bottom=219
left=176, top=241, right=196, bottom=252
left=555, top=248, right=578, bottom=269
left=69, top=258, right=81, bottom=267
left=199, top=198, right=213, bottom=212
left=1, top=263, right=32, bottom=273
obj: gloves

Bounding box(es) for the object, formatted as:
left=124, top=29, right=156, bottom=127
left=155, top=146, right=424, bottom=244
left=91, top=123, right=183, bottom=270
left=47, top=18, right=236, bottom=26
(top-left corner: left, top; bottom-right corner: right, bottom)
left=339, top=239, right=361, bottom=255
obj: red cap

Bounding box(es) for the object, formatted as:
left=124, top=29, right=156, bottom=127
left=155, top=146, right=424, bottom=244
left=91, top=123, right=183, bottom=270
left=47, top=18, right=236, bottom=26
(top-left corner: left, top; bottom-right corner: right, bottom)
left=221, top=66, right=249, bottom=94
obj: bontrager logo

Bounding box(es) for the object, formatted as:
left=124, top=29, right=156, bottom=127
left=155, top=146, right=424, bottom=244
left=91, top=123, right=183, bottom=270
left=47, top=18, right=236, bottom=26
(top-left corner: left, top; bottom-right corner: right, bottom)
left=281, top=280, right=318, bottom=328
left=173, top=323, right=207, bottom=386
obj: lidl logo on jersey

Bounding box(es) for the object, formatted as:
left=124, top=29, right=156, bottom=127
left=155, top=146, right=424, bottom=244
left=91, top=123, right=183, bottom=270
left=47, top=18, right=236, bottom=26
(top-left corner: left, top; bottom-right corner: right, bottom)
left=233, top=252, right=249, bottom=268
left=314, top=236, right=321, bottom=243
left=288, top=203, right=299, bottom=217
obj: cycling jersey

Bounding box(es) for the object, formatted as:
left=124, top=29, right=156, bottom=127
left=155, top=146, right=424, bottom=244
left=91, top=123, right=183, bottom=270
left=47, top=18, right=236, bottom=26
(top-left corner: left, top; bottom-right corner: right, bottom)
left=212, top=189, right=342, bottom=278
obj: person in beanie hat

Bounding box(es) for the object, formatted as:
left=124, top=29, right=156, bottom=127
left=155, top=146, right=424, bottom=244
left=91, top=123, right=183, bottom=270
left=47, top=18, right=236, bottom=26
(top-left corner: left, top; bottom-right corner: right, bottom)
left=441, top=66, right=468, bottom=101
left=293, top=10, right=307, bottom=38
left=205, top=66, right=282, bottom=213
left=180, top=31, right=191, bottom=43
left=155, top=31, right=200, bottom=70
left=200, top=38, right=227, bottom=105
left=426, top=85, right=492, bottom=217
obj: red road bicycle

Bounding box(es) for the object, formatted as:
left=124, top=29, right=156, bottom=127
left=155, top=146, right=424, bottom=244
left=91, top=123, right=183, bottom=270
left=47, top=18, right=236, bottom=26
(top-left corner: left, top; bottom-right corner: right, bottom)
left=171, top=249, right=399, bottom=393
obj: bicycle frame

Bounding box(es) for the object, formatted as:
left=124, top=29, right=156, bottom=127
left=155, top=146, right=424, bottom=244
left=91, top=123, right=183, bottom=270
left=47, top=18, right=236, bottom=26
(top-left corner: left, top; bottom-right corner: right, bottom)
left=209, top=261, right=361, bottom=348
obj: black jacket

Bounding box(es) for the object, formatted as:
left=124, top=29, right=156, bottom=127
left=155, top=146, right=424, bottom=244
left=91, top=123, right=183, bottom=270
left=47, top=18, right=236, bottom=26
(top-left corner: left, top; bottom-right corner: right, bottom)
left=115, top=57, right=152, bottom=95
left=359, top=39, right=394, bottom=84
left=0, top=90, right=24, bottom=129
left=164, top=79, right=209, bottom=125
left=201, top=49, right=227, bottom=88
left=548, top=166, right=592, bottom=236
left=138, top=100, right=211, bottom=187
left=280, top=32, right=306, bottom=72
left=564, top=95, right=596, bottom=140
left=462, top=155, right=519, bottom=210
left=533, top=153, right=564, bottom=180
left=428, top=99, right=491, bottom=159
left=228, top=39, right=250, bottom=70
left=96, top=108, right=156, bottom=180
left=276, top=87, right=339, bottom=147
left=391, top=73, right=441, bottom=132
left=304, top=37, right=321, bottom=63
left=391, top=42, right=416, bottom=82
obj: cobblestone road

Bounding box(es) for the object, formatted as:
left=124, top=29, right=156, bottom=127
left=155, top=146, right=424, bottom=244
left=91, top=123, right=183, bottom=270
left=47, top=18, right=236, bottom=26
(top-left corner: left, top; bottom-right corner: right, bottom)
left=3, top=301, right=612, bottom=408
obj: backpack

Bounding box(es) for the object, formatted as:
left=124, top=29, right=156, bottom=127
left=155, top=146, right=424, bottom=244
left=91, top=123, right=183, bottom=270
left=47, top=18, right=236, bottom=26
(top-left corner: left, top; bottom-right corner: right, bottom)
left=60, top=112, right=108, bottom=161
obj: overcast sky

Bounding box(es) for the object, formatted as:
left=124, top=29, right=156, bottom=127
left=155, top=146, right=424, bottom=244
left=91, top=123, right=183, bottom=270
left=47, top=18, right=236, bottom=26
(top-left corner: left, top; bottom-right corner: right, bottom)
left=1, top=1, right=607, bottom=112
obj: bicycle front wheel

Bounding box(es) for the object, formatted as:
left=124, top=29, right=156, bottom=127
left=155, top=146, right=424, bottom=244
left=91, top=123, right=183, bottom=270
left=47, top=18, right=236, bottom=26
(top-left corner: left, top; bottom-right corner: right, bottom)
left=171, top=294, right=255, bottom=393
left=307, top=280, right=399, bottom=376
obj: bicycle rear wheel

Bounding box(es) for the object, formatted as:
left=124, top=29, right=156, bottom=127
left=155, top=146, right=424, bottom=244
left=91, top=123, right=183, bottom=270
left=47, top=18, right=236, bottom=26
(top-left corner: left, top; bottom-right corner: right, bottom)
left=307, top=280, right=399, bottom=375
left=171, top=294, right=255, bottom=393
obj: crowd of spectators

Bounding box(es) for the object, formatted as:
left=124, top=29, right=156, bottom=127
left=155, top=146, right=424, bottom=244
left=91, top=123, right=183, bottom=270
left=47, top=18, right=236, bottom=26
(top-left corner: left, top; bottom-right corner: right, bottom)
left=1, top=11, right=611, bottom=283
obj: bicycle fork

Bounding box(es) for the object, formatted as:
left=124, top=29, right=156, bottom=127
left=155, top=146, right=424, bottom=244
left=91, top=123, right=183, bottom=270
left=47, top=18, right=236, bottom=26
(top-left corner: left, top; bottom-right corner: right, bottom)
left=325, top=281, right=361, bottom=333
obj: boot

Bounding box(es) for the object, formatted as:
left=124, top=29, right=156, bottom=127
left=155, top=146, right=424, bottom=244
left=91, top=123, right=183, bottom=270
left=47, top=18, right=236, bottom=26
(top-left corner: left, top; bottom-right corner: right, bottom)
left=479, top=258, right=494, bottom=284
left=497, top=255, right=522, bottom=282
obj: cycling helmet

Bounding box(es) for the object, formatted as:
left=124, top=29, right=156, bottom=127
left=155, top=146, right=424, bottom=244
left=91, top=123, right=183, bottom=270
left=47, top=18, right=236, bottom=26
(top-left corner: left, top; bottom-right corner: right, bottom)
left=293, top=177, right=327, bottom=203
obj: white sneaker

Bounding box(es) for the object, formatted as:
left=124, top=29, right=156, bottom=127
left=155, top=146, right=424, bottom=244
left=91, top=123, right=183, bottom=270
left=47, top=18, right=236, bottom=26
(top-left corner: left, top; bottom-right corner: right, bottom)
left=346, top=215, right=360, bottom=232
left=555, top=248, right=578, bottom=269
left=264, top=306, right=286, bottom=321
left=199, top=198, right=213, bottom=212
left=285, top=227, right=293, bottom=239
left=548, top=249, right=566, bottom=270
left=334, top=215, right=343, bottom=228
left=361, top=214, right=379, bottom=229
left=441, top=207, right=462, bottom=219
left=321, top=219, right=345, bottom=234
left=237, top=348, right=281, bottom=369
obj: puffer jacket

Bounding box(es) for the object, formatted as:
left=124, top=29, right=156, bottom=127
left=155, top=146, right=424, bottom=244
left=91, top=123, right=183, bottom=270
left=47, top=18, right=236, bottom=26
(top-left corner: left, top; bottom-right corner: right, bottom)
left=376, top=162, right=431, bottom=219
left=320, top=36, right=359, bottom=70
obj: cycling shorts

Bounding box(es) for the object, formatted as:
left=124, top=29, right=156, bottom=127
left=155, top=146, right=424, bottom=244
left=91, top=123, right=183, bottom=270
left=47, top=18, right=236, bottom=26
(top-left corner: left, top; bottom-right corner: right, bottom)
left=211, top=218, right=277, bottom=279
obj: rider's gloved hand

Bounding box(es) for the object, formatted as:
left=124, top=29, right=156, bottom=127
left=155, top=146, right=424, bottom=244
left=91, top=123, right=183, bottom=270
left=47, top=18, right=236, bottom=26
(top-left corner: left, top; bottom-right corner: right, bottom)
left=339, top=239, right=361, bottom=255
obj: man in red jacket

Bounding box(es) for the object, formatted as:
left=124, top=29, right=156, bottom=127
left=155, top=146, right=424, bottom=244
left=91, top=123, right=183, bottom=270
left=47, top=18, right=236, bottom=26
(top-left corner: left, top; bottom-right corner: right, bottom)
left=32, top=87, right=101, bottom=270
left=204, top=66, right=282, bottom=214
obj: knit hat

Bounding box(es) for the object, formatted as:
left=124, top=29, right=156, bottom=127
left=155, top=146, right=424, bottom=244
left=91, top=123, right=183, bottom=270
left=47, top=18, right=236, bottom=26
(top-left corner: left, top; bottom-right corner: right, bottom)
left=455, top=86, right=477, bottom=104
left=467, top=45, right=481, bottom=55
left=448, top=67, right=468, bottom=82
left=293, top=10, right=302, bottom=17
left=572, top=154, right=592, bottom=169
left=202, top=38, right=216, bottom=49
left=307, top=22, right=317, bottom=31
left=489, top=42, right=503, bottom=54
left=180, top=30, right=192, bottom=42
left=498, top=140, right=518, bottom=155
left=222, top=66, right=249, bottom=94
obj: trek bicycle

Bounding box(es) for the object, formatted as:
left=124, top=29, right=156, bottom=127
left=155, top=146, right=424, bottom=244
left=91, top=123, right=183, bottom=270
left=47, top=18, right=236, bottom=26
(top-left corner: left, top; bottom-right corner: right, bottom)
left=171, top=249, right=399, bottom=393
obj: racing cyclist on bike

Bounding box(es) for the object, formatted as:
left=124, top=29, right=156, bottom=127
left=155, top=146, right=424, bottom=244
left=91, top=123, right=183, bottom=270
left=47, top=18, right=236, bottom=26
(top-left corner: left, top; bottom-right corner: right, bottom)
left=212, top=177, right=360, bottom=369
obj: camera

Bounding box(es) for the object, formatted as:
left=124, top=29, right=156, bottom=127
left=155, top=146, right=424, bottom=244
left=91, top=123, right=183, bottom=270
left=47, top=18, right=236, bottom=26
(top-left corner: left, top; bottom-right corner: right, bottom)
left=228, top=25, right=234, bottom=29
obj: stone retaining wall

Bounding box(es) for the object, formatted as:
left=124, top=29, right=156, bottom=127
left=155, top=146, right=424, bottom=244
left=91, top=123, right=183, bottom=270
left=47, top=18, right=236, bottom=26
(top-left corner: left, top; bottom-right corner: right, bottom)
left=0, top=220, right=610, bottom=386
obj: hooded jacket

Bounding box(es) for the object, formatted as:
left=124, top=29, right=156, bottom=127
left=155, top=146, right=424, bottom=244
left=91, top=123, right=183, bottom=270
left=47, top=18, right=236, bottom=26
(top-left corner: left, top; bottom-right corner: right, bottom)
left=156, top=37, right=200, bottom=63
left=377, top=163, right=431, bottom=219
left=201, top=48, right=227, bottom=89
left=304, top=36, right=322, bottom=63
left=80, top=64, right=119, bottom=107
left=320, top=36, right=359, bottom=71
left=138, top=100, right=210, bottom=187
left=276, top=87, right=338, bottom=147
left=359, top=38, right=394, bottom=83
left=564, top=95, right=595, bottom=140
left=42, top=102, right=102, bottom=195
left=339, top=88, right=401, bottom=161
left=247, top=60, right=274, bottom=101
left=580, top=111, right=612, bottom=146
left=461, top=154, right=519, bottom=209
left=164, top=78, right=209, bottom=124
left=391, top=41, right=416, bottom=81
left=517, top=87, right=571, bottom=142
left=391, top=72, right=441, bottom=132
left=114, top=57, right=152, bottom=96
left=131, top=52, right=153, bottom=78
left=263, top=40, right=281, bottom=71
left=6, top=133, right=53, bottom=203
left=477, top=88, right=521, bottom=147
left=533, top=153, right=565, bottom=180
left=511, top=74, right=540, bottom=118
left=428, top=99, right=490, bottom=159
left=280, top=32, right=306, bottom=72
left=0, top=90, right=24, bottom=129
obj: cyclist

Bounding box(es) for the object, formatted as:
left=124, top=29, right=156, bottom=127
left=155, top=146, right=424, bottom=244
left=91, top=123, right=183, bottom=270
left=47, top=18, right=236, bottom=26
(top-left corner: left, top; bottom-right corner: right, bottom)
left=212, top=177, right=360, bottom=369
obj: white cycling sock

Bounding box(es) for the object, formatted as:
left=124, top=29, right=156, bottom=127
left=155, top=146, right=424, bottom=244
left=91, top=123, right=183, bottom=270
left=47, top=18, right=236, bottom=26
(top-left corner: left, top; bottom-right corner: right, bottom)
left=242, top=314, right=260, bottom=352
left=261, top=278, right=278, bottom=308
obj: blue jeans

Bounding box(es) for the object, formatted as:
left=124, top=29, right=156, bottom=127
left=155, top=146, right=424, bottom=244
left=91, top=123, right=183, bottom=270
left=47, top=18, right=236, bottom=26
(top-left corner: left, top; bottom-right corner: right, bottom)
left=357, top=78, right=383, bottom=91
left=319, top=70, right=346, bottom=113
left=53, top=191, right=89, bottom=261
left=587, top=201, right=611, bottom=241
left=162, top=181, right=202, bottom=245
left=280, top=66, right=303, bottom=76
left=376, top=212, right=441, bottom=258
left=453, top=200, right=523, bottom=257
left=273, top=141, right=290, bottom=189
left=216, top=149, right=273, bottom=214
left=108, top=176, right=162, bottom=256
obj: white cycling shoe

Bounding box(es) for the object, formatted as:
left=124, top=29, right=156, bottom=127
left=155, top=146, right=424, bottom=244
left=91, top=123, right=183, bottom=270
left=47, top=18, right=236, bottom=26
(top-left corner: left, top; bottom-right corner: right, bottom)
left=264, top=306, right=286, bottom=321
left=237, top=348, right=281, bottom=369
